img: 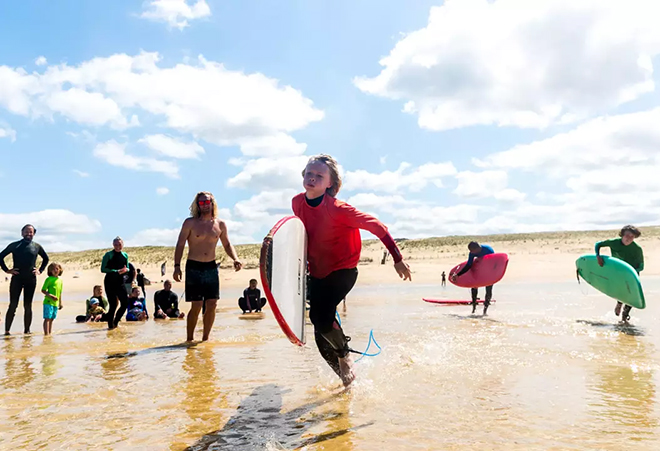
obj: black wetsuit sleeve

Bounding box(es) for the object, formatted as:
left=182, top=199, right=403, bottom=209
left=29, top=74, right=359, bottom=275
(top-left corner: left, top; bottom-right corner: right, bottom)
left=38, top=245, right=49, bottom=273
left=456, top=254, right=476, bottom=277
left=0, top=242, right=16, bottom=272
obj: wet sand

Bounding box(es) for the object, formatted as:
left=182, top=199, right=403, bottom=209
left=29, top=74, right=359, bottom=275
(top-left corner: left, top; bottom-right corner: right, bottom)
left=1, top=275, right=660, bottom=450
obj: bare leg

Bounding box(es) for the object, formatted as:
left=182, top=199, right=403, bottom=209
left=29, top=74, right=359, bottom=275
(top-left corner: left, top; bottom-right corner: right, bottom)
left=43, top=319, right=48, bottom=335
left=186, top=301, right=203, bottom=342
left=202, top=299, right=217, bottom=341
left=338, top=354, right=356, bottom=387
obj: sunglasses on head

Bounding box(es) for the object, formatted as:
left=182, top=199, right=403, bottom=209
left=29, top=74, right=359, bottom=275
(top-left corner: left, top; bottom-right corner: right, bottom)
left=198, top=200, right=212, bottom=206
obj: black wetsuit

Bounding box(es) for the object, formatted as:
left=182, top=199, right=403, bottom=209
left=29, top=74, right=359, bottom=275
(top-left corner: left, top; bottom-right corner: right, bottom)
left=137, top=272, right=146, bottom=299
left=239, top=288, right=267, bottom=312
left=0, top=239, right=49, bottom=333
left=101, top=250, right=130, bottom=328
left=154, top=289, right=180, bottom=318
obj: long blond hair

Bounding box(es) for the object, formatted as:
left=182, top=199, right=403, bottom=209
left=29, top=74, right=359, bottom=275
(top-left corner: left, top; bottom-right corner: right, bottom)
left=303, top=154, right=342, bottom=197
left=189, top=191, right=218, bottom=218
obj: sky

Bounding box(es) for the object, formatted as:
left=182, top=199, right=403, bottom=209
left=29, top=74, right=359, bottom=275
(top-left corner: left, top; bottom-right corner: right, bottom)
left=1, top=0, right=660, bottom=252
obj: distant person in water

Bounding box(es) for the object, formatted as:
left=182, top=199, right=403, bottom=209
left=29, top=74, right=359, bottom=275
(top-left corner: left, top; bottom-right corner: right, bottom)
left=0, top=224, right=49, bottom=335
left=441, top=271, right=446, bottom=287
left=154, top=280, right=184, bottom=319
left=136, top=268, right=150, bottom=300
left=173, top=191, right=242, bottom=342
left=76, top=285, right=109, bottom=323
left=101, top=237, right=131, bottom=330
left=238, top=279, right=267, bottom=313
left=596, top=225, right=644, bottom=323
left=293, top=154, right=411, bottom=387
left=451, top=241, right=495, bottom=315
left=126, top=287, right=148, bottom=321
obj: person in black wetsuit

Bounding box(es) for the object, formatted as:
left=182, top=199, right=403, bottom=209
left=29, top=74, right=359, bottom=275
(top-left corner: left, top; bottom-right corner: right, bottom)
left=0, top=224, right=49, bottom=335
left=136, top=268, right=150, bottom=300
left=100, top=237, right=131, bottom=329
left=238, top=279, right=267, bottom=313
left=441, top=271, right=446, bottom=287
left=153, top=280, right=185, bottom=319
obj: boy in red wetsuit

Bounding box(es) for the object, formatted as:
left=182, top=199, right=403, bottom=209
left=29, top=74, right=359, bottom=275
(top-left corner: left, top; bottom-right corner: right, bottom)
left=292, top=154, right=412, bottom=387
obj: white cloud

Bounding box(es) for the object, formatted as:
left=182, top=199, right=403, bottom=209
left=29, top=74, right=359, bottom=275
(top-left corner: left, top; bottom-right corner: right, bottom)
left=474, top=108, right=660, bottom=176
left=454, top=170, right=508, bottom=198
left=227, top=155, right=309, bottom=191
left=73, top=169, right=89, bottom=177
left=0, top=126, right=16, bottom=142
left=238, top=133, right=307, bottom=157
left=0, top=51, right=323, bottom=149
left=156, top=187, right=170, bottom=195
left=93, top=140, right=180, bottom=178
left=343, top=161, right=457, bottom=193
left=355, top=0, right=660, bottom=130
left=0, top=209, right=102, bottom=251
left=140, top=0, right=211, bottom=30
left=127, top=228, right=180, bottom=247
left=139, top=134, right=204, bottom=159
left=35, top=56, right=47, bottom=66
left=346, top=193, right=408, bottom=212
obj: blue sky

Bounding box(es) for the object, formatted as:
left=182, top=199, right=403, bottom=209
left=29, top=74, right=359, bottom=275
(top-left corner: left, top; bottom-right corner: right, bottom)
left=1, top=0, right=660, bottom=251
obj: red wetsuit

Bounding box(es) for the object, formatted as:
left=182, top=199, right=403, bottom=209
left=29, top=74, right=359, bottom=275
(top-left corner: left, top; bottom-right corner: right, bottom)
left=292, top=193, right=402, bottom=279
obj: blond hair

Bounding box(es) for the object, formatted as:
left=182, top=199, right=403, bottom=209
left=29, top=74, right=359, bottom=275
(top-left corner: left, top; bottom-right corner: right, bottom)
left=190, top=191, right=218, bottom=218
left=47, top=262, right=63, bottom=277
left=303, top=154, right=342, bottom=197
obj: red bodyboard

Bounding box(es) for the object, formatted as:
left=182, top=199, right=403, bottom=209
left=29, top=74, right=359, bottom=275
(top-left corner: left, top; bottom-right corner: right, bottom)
left=449, top=253, right=509, bottom=288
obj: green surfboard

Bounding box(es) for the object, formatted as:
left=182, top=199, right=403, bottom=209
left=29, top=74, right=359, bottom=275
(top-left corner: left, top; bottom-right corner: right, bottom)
left=576, top=255, right=645, bottom=309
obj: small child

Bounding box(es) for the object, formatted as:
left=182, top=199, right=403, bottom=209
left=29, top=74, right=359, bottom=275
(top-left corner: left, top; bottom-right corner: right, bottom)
left=126, top=287, right=148, bottom=321
left=596, top=225, right=644, bottom=322
left=41, top=262, right=64, bottom=336
left=87, top=299, right=106, bottom=321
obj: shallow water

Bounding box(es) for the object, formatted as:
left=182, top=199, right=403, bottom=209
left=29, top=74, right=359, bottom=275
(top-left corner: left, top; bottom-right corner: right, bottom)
left=1, top=279, right=660, bottom=450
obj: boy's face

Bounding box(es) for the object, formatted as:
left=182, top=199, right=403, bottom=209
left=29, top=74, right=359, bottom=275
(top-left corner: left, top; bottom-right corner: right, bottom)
left=249, top=280, right=257, bottom=289
left=94, top=287, right=103, bottom=297
left=303, top=161, right=332, bottom=198
left=622, top=231, right=636, bottom=246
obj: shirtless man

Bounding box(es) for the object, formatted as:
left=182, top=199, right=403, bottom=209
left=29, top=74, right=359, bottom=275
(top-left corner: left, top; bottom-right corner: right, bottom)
left=173, top=192, right=242, bottom=342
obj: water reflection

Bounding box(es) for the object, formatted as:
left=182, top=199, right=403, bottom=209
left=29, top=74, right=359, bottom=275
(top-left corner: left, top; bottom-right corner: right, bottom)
left=173, top=344, right=227, bottom=450
left=588, top=332, right=659, bottom=444
left=2, top=338, right=35, bottom=389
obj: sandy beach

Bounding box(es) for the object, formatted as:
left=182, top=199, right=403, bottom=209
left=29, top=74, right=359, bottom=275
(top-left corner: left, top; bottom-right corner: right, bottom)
left=1, top=228, right=660, bottom=450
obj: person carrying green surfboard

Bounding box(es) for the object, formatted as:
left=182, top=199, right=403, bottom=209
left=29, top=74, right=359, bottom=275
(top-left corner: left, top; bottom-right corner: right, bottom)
left=595, top=225, right=644, bottom=323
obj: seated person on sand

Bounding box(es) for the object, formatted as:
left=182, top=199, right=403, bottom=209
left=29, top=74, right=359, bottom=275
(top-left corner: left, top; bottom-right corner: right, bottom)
left=238, top=279, right=267, bottom=313
left=76, top=285, right=109, bottom=323
left=153, top=280, right=185, bottom=319
left=126, top=287, right=148, bottom=321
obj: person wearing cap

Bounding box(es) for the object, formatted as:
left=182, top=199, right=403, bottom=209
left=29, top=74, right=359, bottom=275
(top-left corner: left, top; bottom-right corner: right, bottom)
left=76, top=285, right=109, bottom=323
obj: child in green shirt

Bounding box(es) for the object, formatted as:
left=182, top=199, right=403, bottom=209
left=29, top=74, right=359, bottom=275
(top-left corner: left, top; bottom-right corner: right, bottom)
left=41, top=262, right=64, bottom=336
left=595, top=225, right=644, bottom=323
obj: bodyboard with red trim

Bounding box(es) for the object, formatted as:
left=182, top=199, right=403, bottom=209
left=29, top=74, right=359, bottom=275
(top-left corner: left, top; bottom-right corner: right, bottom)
left=260, top=216, right=307, bottom=346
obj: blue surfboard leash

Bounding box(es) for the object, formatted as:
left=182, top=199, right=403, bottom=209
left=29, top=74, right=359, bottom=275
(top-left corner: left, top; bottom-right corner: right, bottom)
left=335, top=311, right=382, bottom=362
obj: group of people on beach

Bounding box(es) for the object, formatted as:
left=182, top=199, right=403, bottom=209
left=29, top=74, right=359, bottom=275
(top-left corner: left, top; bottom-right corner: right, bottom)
left=0, top=153, right=646, bottom=387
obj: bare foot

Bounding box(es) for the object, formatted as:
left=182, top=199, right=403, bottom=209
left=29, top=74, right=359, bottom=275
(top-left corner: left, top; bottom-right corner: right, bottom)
left=338, top=355, right=356, bottom=387
left=201, top=336, right=209, bottom=342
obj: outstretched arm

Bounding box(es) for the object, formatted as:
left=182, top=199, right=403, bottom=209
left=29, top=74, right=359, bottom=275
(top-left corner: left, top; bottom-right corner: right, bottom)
left=0, top=242, right=16, bottom=273
left=595, top=239, right=616, bottom=256
left=38, top=245, right=49, bottom=273
left=173, top=219, right=192, bottom=281
left=455, top=254, right=476, bottom=277
left=219, top=220, right=242, bottom=271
